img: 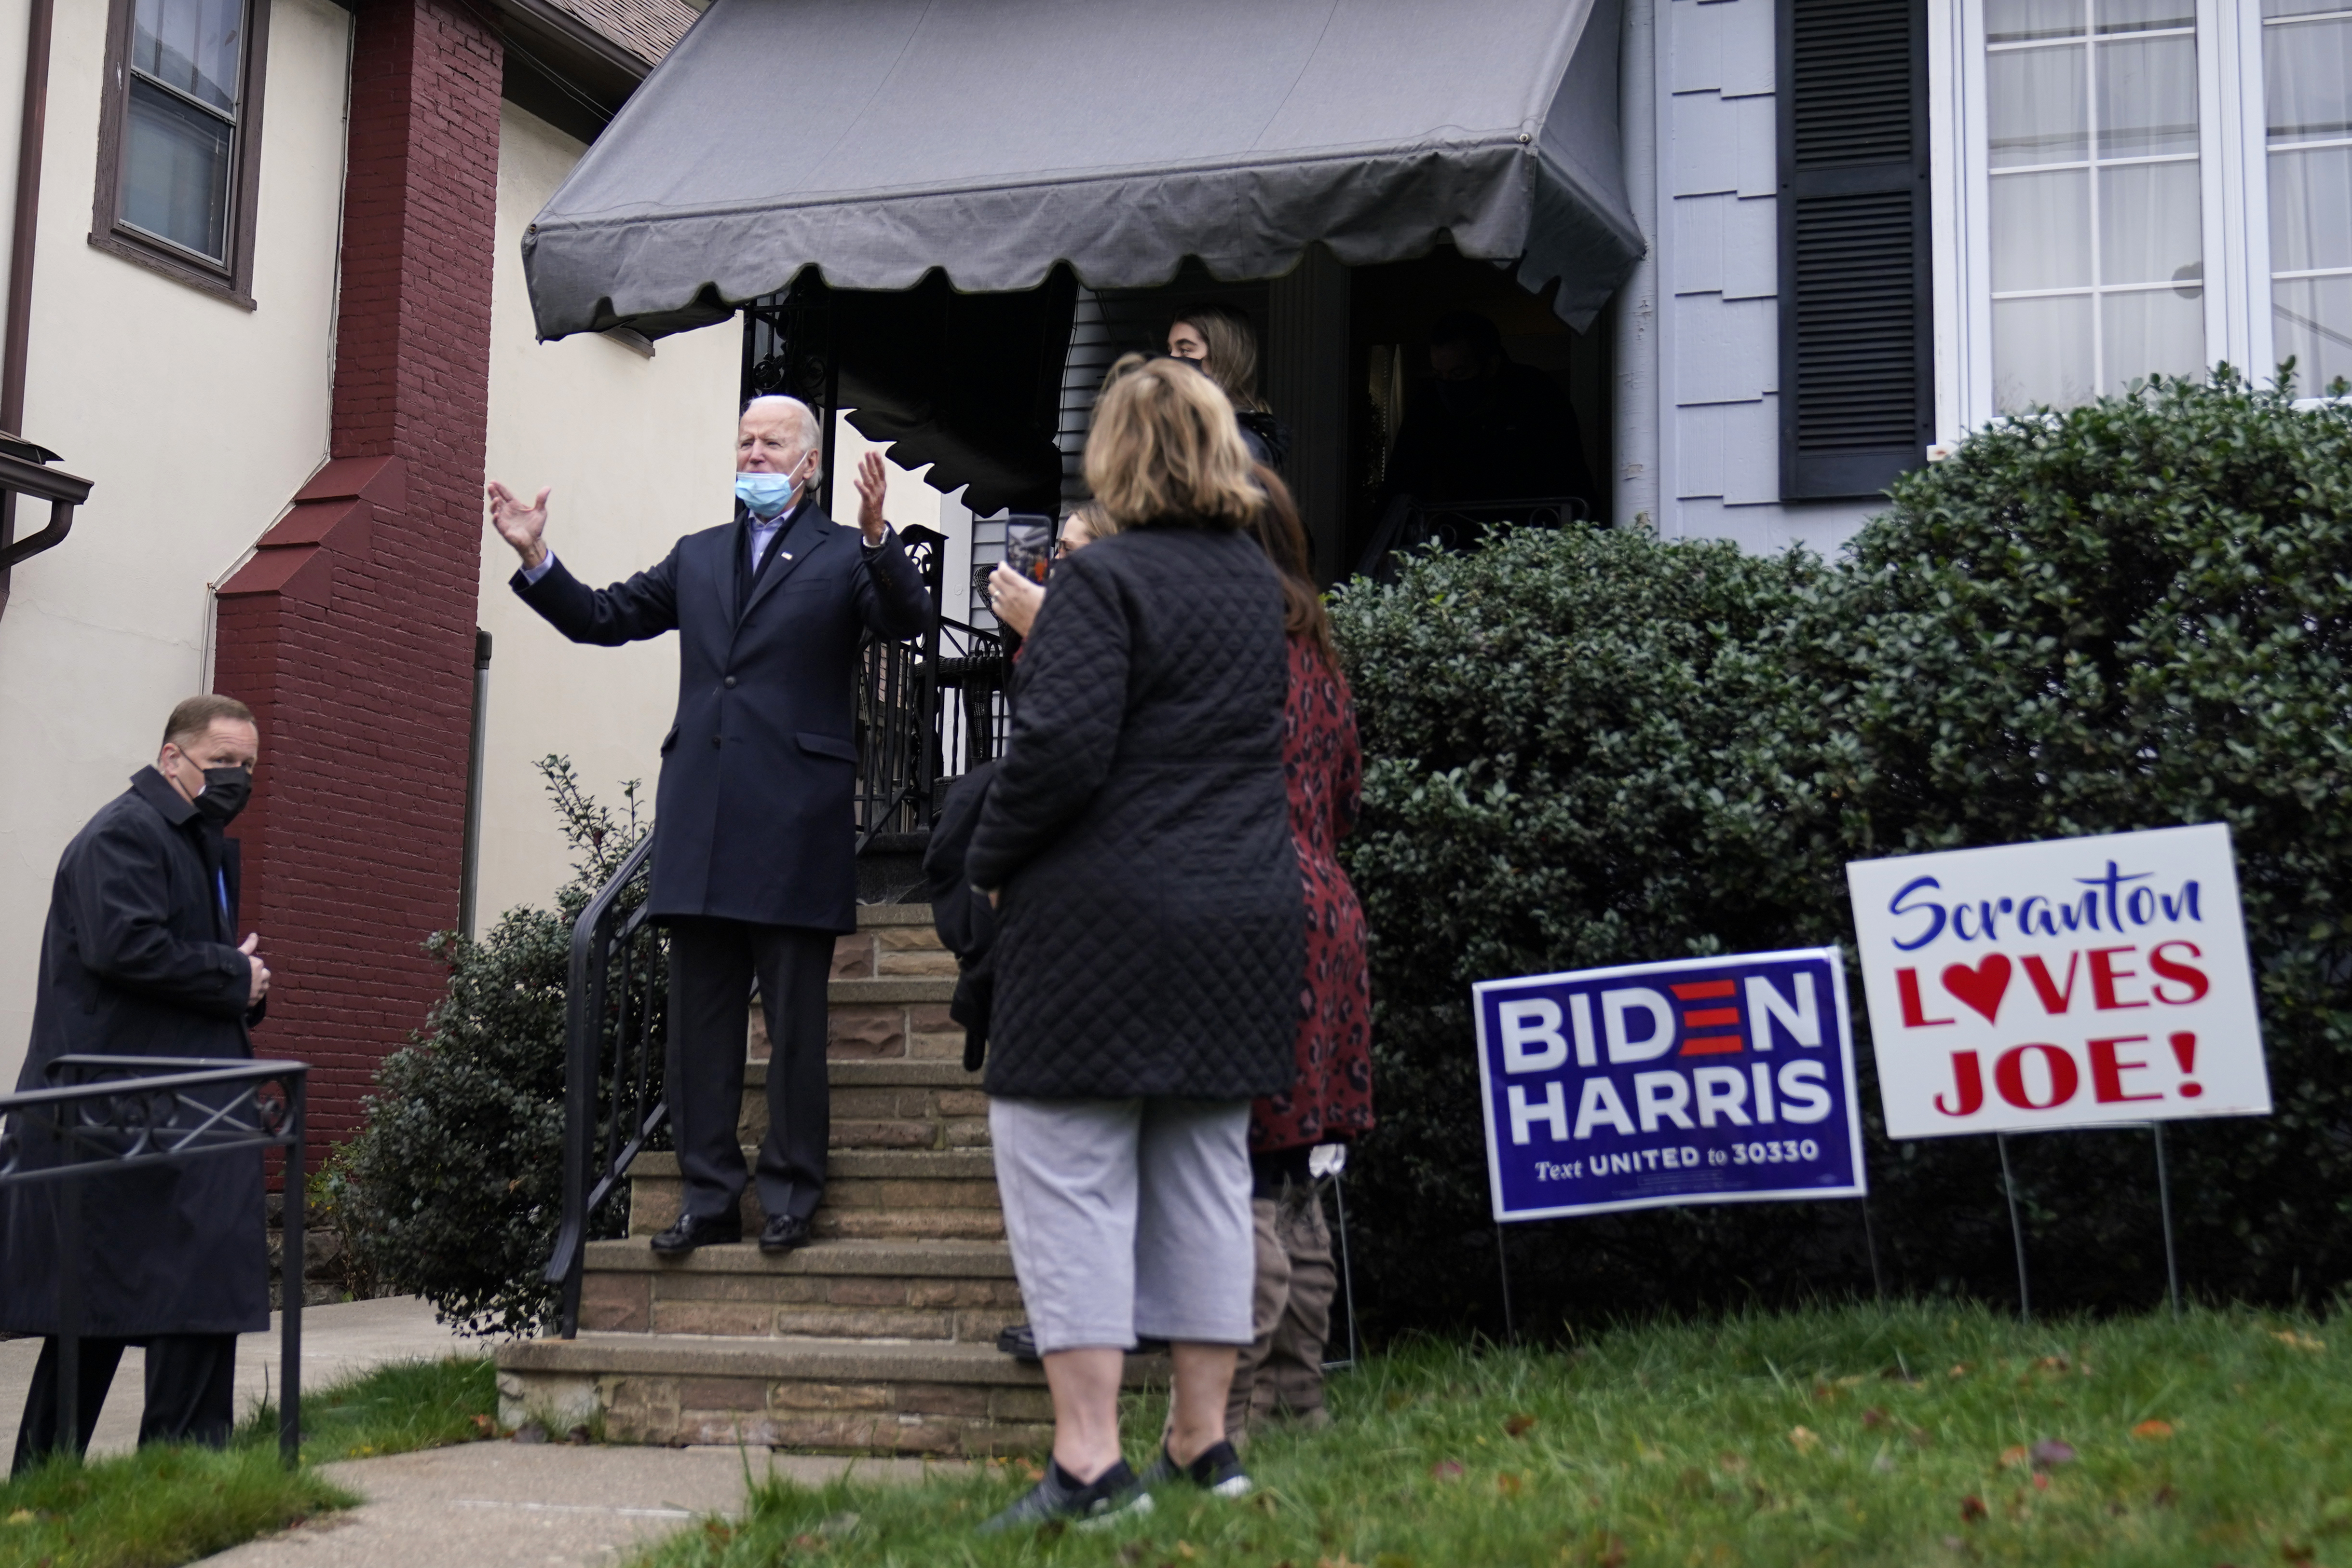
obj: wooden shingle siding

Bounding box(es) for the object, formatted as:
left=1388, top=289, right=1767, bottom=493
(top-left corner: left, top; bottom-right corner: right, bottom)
left=1775, top=0, right=1932, bottom=498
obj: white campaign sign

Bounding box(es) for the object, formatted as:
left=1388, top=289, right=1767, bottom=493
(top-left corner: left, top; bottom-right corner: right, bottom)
left=1846, top=824, right=2270, bottom=1139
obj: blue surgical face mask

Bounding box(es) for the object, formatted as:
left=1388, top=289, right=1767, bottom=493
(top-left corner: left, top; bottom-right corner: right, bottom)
left=735, top=470, right=799, bottom=520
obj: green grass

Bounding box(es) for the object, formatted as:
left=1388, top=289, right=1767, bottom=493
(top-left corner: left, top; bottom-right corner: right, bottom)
left=0, top=1354, right=495, bottom=1568
left=626, top=1304, right=2352, bottom=1568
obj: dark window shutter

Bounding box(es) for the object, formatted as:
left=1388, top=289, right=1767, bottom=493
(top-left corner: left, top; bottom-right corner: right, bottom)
left=1777, top=0, right=1932, bottom=500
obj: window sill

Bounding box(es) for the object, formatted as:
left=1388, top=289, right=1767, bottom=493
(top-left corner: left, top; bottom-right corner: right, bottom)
left=88, top=228, right=255, bottom=311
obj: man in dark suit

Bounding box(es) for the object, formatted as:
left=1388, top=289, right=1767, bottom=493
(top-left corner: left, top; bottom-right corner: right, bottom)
left=1, top=695, right=272, bottom=1472
left=486, top=396, right=932, bottom=1255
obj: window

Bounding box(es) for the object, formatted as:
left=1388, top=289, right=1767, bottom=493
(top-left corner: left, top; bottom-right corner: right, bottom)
left=1985, top=0, right=2207, bottom=409
left=2265, top=0, right=2352, bottom=389
left=91, top=0, right=270, bottom=305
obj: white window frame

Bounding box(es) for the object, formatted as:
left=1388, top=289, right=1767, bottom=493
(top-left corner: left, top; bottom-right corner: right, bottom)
left=1929, top=0, right=2283, bottom=441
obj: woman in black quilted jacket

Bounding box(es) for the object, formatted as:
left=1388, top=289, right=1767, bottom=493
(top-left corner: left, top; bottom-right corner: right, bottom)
left=967, top=355, right=1301, bottom=1530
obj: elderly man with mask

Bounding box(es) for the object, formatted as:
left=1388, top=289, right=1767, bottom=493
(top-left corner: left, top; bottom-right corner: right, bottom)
left=487, top=396, right=931, bottom=1255
left=1, top=695, right=272, bottom=1472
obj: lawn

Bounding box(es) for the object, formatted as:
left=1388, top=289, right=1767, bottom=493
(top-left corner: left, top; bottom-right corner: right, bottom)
left=628, top=1303, right=2352, bottom=1568
left=0, top=1354, right=494, bottom=1568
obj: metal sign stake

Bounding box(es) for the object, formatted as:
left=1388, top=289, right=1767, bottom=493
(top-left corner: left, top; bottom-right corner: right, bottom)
left=1495, top=1221, right=1517, bottom=1345
left=2153, top=1123, right=2182, bottom=1318
left=1997, top=1133, right=2031, bottom=1320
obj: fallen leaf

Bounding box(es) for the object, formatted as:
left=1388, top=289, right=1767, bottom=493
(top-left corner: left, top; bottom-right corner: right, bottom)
left=1505, top=1413, right=1538, bottom=1438
left=1498, top=1472, right=1524, bottom=1497
left=1430, top=1460, right=1465, bottom=1482
left=2133, top=1419, right=2175, bottom=1441
left=2031, top=1439, right=2078, bottom=1469
left=2273, top=1330, right=2327, bottom=1353
left=1175, top=1542, right=1197, bottom=1560
left=468, top=1414, right=496, bottom=1438
left=3, top=1511, right=31, bottom=1526
left=1021, top=1459, right=1047, bottom=1482
left=2035, top=1355, right=2070, bottom=1373
left=1862, top=1407, right=1890, bottom=1429
left=1950, top=1363, right=1971, bottom=1379
left=1999, top=1445, right=2029, bottom=1469
left=2032, top=1473, right=2050, bottom=1492
left=1716, top=1452, right=1748, bottom=1473
left=2153, top=1485, right=2178, bottom=1508
left=2282, top=1542, right=2317, bottom=1564
left=1789, top=1426, right=1822, bottom=1453
left=1960, top=1495, right=1988, bottom=1524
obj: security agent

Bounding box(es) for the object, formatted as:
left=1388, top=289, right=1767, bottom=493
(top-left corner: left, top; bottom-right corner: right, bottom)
left=0, top=695, right=272, bottom=1471
left=487, top=397, right=932, bottom=1255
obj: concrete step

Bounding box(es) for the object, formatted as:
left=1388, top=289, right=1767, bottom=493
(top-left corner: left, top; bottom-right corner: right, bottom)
left=497, top=1333, right=1157, bottom=1456
left=744, top=1058, right=990, bottom=1153
left=628, top=1149, right=1004, bottom=1244
left=577, top=1239, right=1022, bottom=1342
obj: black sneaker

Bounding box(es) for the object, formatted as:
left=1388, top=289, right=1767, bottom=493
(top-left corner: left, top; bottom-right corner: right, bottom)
left=1140, top=1439, right=1253, bottom=1498
left=977, top=1458, right=1154, bottom=1534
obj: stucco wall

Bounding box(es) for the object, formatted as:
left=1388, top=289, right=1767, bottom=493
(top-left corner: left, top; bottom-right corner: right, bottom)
left=1651, top=0, right=1879, bottom=553
left=471, top=102, right=737, bottom=930
left=0, top=0, right=353, bottom=1094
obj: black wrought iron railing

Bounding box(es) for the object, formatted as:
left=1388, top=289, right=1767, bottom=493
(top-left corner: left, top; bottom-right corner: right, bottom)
left=544, top=833, right=666, bottom=1338
left=0, top=1055, right=309, bottom=1465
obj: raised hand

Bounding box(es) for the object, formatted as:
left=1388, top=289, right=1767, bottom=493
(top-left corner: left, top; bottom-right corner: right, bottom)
left=854, top=451, right=889, bottom=545
left=485, top=480, right=552, bottom=568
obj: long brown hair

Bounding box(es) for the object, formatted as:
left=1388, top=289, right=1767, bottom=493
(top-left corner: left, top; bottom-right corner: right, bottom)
left=1244, top=464, right=1339, bottom=672
left=1169, top=302, right=1270, bottom=413
left=1084, top=354, right=1262, bottom=530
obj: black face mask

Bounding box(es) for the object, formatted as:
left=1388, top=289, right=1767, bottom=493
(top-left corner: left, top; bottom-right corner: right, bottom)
left=193, top=765, right=251, bottom=826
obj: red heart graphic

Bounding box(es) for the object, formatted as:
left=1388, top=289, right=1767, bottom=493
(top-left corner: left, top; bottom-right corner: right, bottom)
left=1941, top=954, right=2011, bottom=1024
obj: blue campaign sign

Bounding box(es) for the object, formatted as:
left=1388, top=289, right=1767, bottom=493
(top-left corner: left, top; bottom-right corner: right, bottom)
left=1472, top=948, right=1867, bottom=1222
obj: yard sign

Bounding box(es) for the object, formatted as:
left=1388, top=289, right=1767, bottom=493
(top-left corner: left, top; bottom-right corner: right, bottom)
left=1845, top=824, right=2270, bottom=1140
left=1472, top=950, right=1866, bottom=1223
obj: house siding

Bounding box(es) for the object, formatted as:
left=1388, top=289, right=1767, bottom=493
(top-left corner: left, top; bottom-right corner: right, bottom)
left=1653, top=0, right=1884, bottom=553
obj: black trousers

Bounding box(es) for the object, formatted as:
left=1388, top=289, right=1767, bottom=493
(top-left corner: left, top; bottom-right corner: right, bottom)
left=666, top=918, right=833, bottom=1224
left=11, top=1333, right=236, bottom=1474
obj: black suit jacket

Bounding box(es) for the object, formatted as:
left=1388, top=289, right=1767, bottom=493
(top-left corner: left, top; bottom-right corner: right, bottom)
left=514, top=497, right=933, bottom=931
left=0, top=767, right=268, bottom=1336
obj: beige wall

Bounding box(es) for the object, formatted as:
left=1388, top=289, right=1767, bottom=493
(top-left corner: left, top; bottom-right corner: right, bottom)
left=0, top=0, right=353, bottom=1093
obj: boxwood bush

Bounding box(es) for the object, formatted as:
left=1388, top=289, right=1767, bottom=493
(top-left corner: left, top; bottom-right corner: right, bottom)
left=322, top=761, right=653, bottom=1337
left=1333, top=370, right=2352, bottom=1336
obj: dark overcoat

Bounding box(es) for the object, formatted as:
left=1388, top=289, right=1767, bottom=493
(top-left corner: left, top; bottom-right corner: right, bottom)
left=0, top=767, right=268, bottom=1337
left=967, top=523, right=1303, bottom=1100
left=515, top=497, right=933, bottom=932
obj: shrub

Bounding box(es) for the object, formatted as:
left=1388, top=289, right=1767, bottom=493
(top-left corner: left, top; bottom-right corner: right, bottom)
left=1333, top=371, right=2352, bottom=1336
left=323, top=761, right=651, bottom=1337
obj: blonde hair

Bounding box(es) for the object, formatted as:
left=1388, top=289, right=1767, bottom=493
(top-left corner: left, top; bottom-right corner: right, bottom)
left=1083, top=354, right=1262, bottom=531
left=1060, top=498, right=1120, bottom=543
left=1170, top=302, right=1268, bottom=413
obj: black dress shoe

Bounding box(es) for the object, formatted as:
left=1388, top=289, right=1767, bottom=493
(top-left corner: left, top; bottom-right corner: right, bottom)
left=650, top=1211, right=740, bottom=1256
left=759, top=1212, right=814, bottom=1254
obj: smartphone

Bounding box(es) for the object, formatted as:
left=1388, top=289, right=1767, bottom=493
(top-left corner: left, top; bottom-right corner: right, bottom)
left=1003, top=515, right=1055, bottom=585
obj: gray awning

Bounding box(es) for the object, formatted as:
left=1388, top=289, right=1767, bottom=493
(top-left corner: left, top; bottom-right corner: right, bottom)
left=523, top=0, right=1644, bottom=341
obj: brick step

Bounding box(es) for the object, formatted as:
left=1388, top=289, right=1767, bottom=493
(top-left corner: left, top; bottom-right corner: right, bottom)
left=496, top=1333, right=1168, bottom=1456
left=579, top=1238, right=1021, bottom=1341
left=744, top=1058, right=990, bottom=1153
left=628, top=1149, right=1003, bottom=1244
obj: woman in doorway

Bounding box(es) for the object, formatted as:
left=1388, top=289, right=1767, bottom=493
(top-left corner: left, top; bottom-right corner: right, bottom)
left=969, top=356, right=1298, bottom=1530
left=1169, top=303, right=1290, bottom=468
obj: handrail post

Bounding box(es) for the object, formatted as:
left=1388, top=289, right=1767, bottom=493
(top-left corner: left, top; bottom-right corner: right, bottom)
left=279, top=1075, right=304, bottom=1467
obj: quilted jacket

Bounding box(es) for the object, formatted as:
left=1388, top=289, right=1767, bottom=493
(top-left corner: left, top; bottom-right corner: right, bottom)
left=967, top=522, right=1303, bottom=1100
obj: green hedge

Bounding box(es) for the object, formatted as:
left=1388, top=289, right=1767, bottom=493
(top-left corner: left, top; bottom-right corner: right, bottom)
left=1333, top=371, right=2352, bottom=1335
left=323, top=762, right=653, bottom=1337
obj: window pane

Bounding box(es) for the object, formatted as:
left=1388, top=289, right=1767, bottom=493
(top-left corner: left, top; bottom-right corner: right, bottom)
left=2265, top=16, right=2352, bottom=142
left=1995, top=295, right=2097, bottom=408
left=1992, top=44, right=2090, bottom=165
left=2270, top=145, right=2352, bottom=271
left=2266, top=0, right=2352, bottom=19
left=133, top=0, right=244, bottom=114
left=2097, top=34, right=2199, bottom=158
left=122, top=77, right=230, bottom=260
left=1993, top=169, right=2094, bottom=287
left=1989, top=0, right=2085, bottom=42
left=2100, top=160, right=2202, bottom=283
left=2273, top=275, right=2352, bottom=390
left=2097, top=0, right=2194, bottom=33
left=2101, top=287, right=2204, bottom=391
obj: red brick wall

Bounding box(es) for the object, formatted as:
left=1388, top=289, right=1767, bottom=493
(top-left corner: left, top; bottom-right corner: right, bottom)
left=214, top=0, right=503, bottom=1149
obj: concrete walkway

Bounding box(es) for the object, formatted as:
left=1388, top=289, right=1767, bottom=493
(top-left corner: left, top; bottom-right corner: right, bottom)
left=0, top=1295, right=485, bottom=1460
left=196, top=1445, right=948, bottom=1568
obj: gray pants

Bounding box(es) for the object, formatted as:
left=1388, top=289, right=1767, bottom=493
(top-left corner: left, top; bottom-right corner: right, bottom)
left=990, top=1096, right=1254, bottom=1354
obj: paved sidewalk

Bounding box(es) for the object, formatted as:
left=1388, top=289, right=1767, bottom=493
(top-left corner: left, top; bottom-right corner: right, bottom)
left=0, top=1295, right=485, bottom=1459
left=197, top=1445, right=950, bottom=1567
